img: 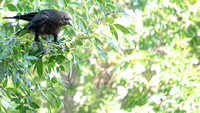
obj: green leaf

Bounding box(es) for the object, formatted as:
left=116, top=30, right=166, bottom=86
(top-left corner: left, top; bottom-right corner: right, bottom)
left=95, top=44, right=108, bottom=60
left=97, top=0, right=102, bottom=4
left=106, top=17, right=114, bottom=24
left=95, top=38, right=103, bottom=45
left=7, top=4, right=18, bottom=11
left=37, top=59, right=43, bottom=78
left=15, top=82, right=19, bottom=88
left=65, top=0, right=71, bottom=4
left=17, top=4, right=22, bottom=12
left=56, top=55, right=66, bottom=64
left=114, top=3, right=119, bottom=12
left=3, top=99, right=15, bottom=109
left=55, top=97, right=61, bottom=108
left=110, top=41, right=118, bottom=51
left=109, top=25, right=118, bottom=41
left=30, top=102, right=40, bottom=109
left=51, top=77, right=57, bottom=83
left=6, top=87, right=21, bottom=95
left=2, top=78, right=8, bottom=88
left=11, top=98, right=20, bottom=104
left=80, top=18, right=87, bottom=30
left=0, top=50, right=8, bottom=60
left=60, top=100, right=65, bottom=108
left=78, top=36, right=92, bottom=39
left=66, top=89, right=73, bottom=95
left=15, top=105, right=23, bottom=110
left=114, top=24, right=131, bottom=34
left=0, top=30, right=5, bottom=36
left=33, top=56, right=42, bottom=72
left=25, top=56, right=38, bottom=60
left=75, top=39, right=83, bottom=45
left=60, top=65, right=65, bottom=71
left=106, top=4, right=115, bottom=9
left=18, top=29, right=28, bottom=37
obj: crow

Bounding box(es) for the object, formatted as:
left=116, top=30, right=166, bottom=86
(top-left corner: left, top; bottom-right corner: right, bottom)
left=3, top=9, right=73, bottom=51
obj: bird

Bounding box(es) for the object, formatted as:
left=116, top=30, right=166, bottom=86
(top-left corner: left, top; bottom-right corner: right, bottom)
left=3, top=9, right=73, bottom=51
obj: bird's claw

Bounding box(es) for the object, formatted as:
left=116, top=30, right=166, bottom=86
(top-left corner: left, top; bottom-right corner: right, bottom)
left=36, top=41, right=47, bottom=53
left=58, top=42, right=65, bottom=49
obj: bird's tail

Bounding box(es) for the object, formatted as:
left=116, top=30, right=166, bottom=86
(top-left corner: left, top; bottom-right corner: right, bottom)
left=3, top=17, right=17, bottom=19
left=3, top=12, right=38, bottom=21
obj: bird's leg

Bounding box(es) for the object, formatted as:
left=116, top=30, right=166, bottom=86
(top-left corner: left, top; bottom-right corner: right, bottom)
left=53, top=34, right=65, bottom=49
left=53, top=34, right=57, bottom=42
left=35, top=32, right=46, bottom=52
left=34, top=31, right=39, bottom=42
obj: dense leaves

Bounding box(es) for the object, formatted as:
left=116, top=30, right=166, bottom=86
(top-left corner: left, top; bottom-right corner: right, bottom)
left=1, top=0, right=200, bottom=113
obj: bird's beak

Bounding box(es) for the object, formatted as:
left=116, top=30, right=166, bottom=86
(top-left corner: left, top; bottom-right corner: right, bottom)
left=68, top=20, right=73, bottom=27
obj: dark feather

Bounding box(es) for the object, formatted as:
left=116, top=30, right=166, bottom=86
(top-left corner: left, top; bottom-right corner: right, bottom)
left=3, top=9, right=73, bottom=43
left=3, top=12, right=38, bottom=21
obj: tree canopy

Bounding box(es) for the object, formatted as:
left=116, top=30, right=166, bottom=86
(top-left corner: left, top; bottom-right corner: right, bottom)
left=0, top=0, right=200, bottom=113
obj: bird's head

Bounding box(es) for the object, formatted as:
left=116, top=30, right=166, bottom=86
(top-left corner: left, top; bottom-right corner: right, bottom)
left=60, top=11, right=73, bottom=27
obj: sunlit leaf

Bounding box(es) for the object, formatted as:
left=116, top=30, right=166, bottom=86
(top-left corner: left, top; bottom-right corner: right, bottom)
left=106, top=17, right=114, bottom=24
left=66, top=89, right=73, bottom=95
left=95, top=44, right=108, bottom=60
left=110, top=41, right=118, bottom=51
left=114, top=24, right=131, bottom=34
left=17, top=4, right=22, bottom=12
left=114, top=3, right=119, bottom=12
left=80, top=18, right=87, bottom=30
left=3, top=99, right=15, bottom=109
left=68, top=2, right=80, bottom=6
left=106, top=4, right=115, bottom=9
left=2, top=78, right=8, bottom=88
left=6, top=87, right=21, bottom=95
left=109, top=25, right=118, bottom=41
left=0, top=50, right=8, bottom=60
left=0, top=30, right=5, bottom=36
left=65, top=0, right=71, bottom=4
left=7, top=4, right=18, bottom=11
left=97, top=0, right=102, bottom=4
left=95, top=38, right=103, bottom=45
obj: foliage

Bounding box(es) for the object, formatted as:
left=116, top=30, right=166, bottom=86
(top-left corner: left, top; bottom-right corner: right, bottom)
left=0, top=0, right=200, bottom=113
left=0, top=0, right=130, bottom=112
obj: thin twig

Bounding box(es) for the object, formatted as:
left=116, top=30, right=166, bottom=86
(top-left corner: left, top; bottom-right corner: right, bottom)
left=20, top=88, right=51, bottom=98
left=0, top=85, right=16, bottom=96
left=0, top=85, right=51, bottom=98
left=74, top=3, right=82, bottom=11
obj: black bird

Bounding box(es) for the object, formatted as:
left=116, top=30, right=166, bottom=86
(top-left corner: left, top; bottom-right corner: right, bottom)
left=3, top=9, right=73, bottom=50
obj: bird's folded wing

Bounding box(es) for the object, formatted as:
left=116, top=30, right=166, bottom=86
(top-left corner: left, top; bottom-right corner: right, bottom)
left=25, top=13, right=49, bottom=29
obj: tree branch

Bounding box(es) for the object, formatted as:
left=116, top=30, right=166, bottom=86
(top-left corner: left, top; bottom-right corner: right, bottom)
left=0, top=85, right=16, bottom=96
left=20, top=88, right=51, bottom=98
left=74, top=3, right=82, bottom=11
left=0, top=85, right=51, bottom=98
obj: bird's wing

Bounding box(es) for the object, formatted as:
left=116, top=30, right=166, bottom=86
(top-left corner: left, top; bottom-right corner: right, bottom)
left=25, top=13, right=49, bottom=30
left=16, top=13, right=49, bottom=35
left=3, top=12, right=38, bottom=21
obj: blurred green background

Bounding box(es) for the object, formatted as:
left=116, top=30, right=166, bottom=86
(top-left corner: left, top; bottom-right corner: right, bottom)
left=0, top=0, right=200, bottom=113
